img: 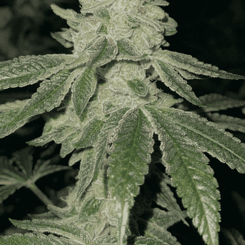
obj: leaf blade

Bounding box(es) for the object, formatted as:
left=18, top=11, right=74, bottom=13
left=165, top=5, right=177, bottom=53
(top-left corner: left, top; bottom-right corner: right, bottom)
left=0, top=54, right=74, bottom=90
left=0, top=69, right=77, bottom=139
left=145, top=106, right=221, bottom=245
left=151, top=58, right=204, bottom=107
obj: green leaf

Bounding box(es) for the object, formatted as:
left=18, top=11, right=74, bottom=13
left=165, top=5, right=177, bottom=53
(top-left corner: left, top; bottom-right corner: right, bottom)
left=156, top=107, right=245, bottom=173
left=9, top=218, right=91, bottom=244
left=0, top=99, right=29, bottom=113
left=154, top=49, right=245, bottom=80
left=85, top=36, right=118, bottom=68
left=144, top=106, right=221, bottom=245
left=127, top=79, right=148, bottom=97
left=0, top=233, right=76, bottom=245
left=136, top=209, right=182, bottom=244
left=72, top=148, right=97, bottom=203
left=74, top=118, right=104, bottom=149
left=0, top=54, right=74, bottom=90
left=0, top=147, right=70, bottom=205
left=32, top=158, right=70, bottom=183
left=199, top=93, right=245, bottom=112
left=144, top=0, right=169, bottom=6
left=93, top=107, right=131, bottom=182
left=151, top=58, right=205, bottom=107
left=107, top=108, right=154, bottom=205
left=206, top=112, right=245, bottom=133
left=0, top=69, right=78, bottom=139
left=116, top=38, right=147, bottom=61
left=72, top=67, right=97, bottom=121
left=107, top=108, right=154, bottom=244
left=51, top=4, right=80, bottom=21
left=79, top=0, right=116, bottom=14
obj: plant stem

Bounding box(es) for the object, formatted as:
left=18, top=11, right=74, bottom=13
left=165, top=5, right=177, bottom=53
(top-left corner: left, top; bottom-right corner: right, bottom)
left=28, top=183, right=54, bottom=207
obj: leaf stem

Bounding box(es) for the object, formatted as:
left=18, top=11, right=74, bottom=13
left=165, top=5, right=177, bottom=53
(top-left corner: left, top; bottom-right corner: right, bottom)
left=28, top=183, right=54, bottom=207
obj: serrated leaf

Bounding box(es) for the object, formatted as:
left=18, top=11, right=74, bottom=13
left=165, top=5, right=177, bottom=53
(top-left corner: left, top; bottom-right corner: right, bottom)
left=51, top=4, right=80, bottom=21
left=0, top=233, right=76, bottom=245
left=0, top=69, right=79, bottom=139
left=80, top=0, right=116, bottom=14
left=199, top=93, right=245, bottom=112
left=107, top=108, right=154, bottom=205
left=0, top=99, right=29, bottom=113
left=144, top=0, right=169, bottom=6
left=72, top=67, right=97, bottom=121
left=72, top=148, right=97, bottom=203
left=51, top=32, right=73, bottom=48
left=206, top=112, right=245, bottom=133
left=0, top=147, right=70, bottom=205
left=0, top=54, right=74, bottom=90
left=32, top=163, right=70, bottom=183
left=137, top=209, right=182, bottom=244
left=74, top=118, right=104, bottom=149
left=93, top=107, right=131, bottom=181
left=86, top=36, right=118, bottom=68
left=154, top=107, right=245, bottom=173
left=144, top=176, right=189, bottom=227
left=144, top=106, right=221, bottom=245
left=126, top=79, right=148, bottom=97
left=155, top=49, right=245, bottom=80
left=9, top=218, right=91, bottom=244
left=107, top=108, right=154, bottom=244
left=151, top=58, right=205, bottom=107
left=60, top=131, right=82, bottom=158
left=135, top=237, right=165, bottom=245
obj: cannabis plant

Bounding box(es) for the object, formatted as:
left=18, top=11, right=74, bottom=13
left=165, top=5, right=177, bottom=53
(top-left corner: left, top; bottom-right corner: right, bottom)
left=0, top=0, right=245, bottom=244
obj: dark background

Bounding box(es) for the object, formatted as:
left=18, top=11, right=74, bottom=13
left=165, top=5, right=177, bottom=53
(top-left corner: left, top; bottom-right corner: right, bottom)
left=0, top=0, right=245, bottom=244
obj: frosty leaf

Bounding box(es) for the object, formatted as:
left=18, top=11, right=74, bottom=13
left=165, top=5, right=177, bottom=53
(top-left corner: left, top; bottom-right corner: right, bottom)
left=51, top=31, right=73, bottom=48
left=0, top=233, right=76, bottom=245
left=106, top=108, right=154, bottom=244
left=206, top=113, right=245, bottom=133
left=107, top=108, right=154, bottom=206
left=74, top=118, right=104, bottom=149
left=72, top=148, right=97, bottom=203
left=80, top=0, right=116, bottom=14
left=126, top=79, right=148, bottom=97
left=60, top=131, right=82, bottom=158
left=174, top=67, right=204, bottom=80
left=72, top=67, right=97, bottom=121
left=145, top=0, right=169, bottom=6
left=0, top=54, right=74, bottom=90
left=152, top=107, right=245, bottom=173
left=153, top=49, right=245, bottom=80
left=9, top=218, right=92, bottom=244
left=51, top=4, right=80, bottom=21
left=151, top=58, right=205, bottom=107
left=93, top=107, right=130, bottom=181
left=144, top=106, right=221, bottom=245
left=0, top=99, right=28, bottom=113
left=0, top=69, right=79, bottom=139
left=86, top=36, right=118, bottom=68
left=199, top=93, right=245, bottom=112
left=116, top=38, right=148, bottom=61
